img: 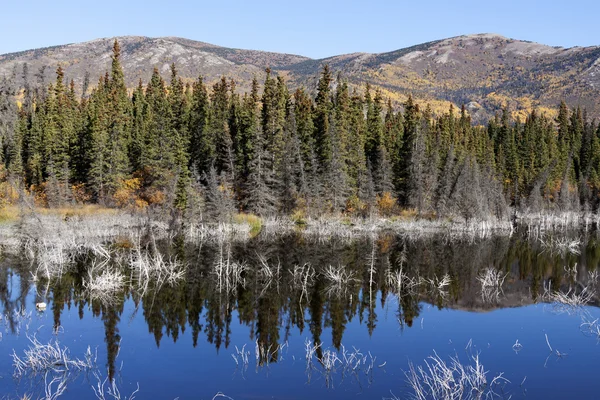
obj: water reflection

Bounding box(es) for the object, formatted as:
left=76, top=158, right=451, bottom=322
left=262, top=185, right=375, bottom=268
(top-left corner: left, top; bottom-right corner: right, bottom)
left=2, top=231, right=599, bottom=372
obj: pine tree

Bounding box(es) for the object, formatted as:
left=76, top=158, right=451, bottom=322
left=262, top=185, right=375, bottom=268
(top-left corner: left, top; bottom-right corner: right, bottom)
left=313, top=65, right=333, bottom=171
left=208, top=77, right=234, bottom=180
left=87, top=41, right=131, bottom=203
left=261, top=69, right=286, bottom=176
left=203, top=165, right=235, bottom=221
left=188, top=75, right=211, bottom=177
left=138, top=67, right=183, bottom=204
left=398, top=95, right=419, bottom=205
left=346, top=89, right=367, bottom=195
left=129, top=79, right=146, bottom=173
left=293, top=87, right=316, bottom=188
left=105, top=40, right=132, bottom=196
left=323, top=116, right=350, bottom=212
left=277, top=104, right=304, bottom=213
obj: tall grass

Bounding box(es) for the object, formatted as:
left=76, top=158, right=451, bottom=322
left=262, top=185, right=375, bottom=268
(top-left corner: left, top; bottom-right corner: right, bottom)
left=477, top=268, right=508, bottom=304
left=401, top=351, right=509, bottom=400
left=323, top=265, right=357, bottom=297
left=91, top=373, right=140, bottom=400
left=130, top=245, right=185, bottom=294
left=213, top=241, right=247, bottom=294
left=542, top=269, right=598, bottom=314
left=83, top=262, right=125, bottom=305
left=304, top=339, right=380, bottom=388
left=12, top=335, right=96, bottom=378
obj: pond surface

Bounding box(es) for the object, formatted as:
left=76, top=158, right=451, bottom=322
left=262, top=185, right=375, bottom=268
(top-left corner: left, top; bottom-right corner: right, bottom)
left=1, top=232, right=600, bottom=399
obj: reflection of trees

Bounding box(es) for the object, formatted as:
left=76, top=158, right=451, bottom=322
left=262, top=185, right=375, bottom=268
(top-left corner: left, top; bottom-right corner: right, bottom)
left=0, top=259, right=32, bottom=333
left=256, top=294, right=280, bottom=364
left=308, top=279, right=325, bottom=359
left=12, top=231, right=600, bottom=363
left=102, top=302, right=123, bottom=380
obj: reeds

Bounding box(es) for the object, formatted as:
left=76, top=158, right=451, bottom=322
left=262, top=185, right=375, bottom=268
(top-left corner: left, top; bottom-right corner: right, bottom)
left=12, top=335, right=96, bottom=378
left=130, top=247, right=185, bottom=294
left=477, top=268, right=508, bottom=304
left=185, top=221, right=251, bottom=243
left=19, top=212, right=133, bottom=281
left=304, top=339, right=380, bottom=388
left=323, top=265, right=357, bottom=297
left=543, top=280, right=595, bottom=314
left=91, top=373, right=140, bottom=400
left=83, top=264, right=125, bottom=305
left=386, top=267, right=419, bottom=296
left=521, top=211, right=592, bottom=235
left=2, top=308, right=32, bottom=335
left=539, top=236, right=582, bottom=256
left=421, top=274, right=451, bottom=299
left=212, top=241, right=247, bottom=294
left=402, top=351, right=509, bottom=400
left=580, top=317, right=600, bottom=340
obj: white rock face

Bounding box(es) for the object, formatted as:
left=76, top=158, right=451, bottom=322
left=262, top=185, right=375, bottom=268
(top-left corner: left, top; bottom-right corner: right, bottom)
left=503, top=41, right=561, bottom=56
left=435, top=48, right=453, bottom=64
left=398, top=50, right=424, bottom=64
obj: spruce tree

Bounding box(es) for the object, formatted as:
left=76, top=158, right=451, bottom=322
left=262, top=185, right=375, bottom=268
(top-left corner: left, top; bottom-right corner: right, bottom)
left=188, top=75, right=211, bottom=177
left=313, top=65, right=333, bottom=172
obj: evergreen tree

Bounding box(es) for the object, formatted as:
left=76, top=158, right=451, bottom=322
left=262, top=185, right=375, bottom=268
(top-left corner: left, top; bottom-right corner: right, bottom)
left=188, top=75, right=211, bottom=176
left=313, top=65, right=333, bottom=171
left=87, top=41, right=131, bottom=203
left=208, top=77, right=234, bottom=180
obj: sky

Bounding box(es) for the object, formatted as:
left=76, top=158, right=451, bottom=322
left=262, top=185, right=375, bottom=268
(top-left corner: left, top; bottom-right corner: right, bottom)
left=1, top=0, right=599, bottom=59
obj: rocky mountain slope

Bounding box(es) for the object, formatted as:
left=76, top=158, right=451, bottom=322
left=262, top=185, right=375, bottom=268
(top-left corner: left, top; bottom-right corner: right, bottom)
left=1, top=34, right=599, bottom=120
left=0, top=36, right=309, bottom=94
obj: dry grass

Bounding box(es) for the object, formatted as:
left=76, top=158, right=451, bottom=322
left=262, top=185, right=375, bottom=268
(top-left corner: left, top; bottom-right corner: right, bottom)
left=12, top=335, right=96, bottom=378
left=34, top=204, right=119, bottom=218
left=212, top=241, right=247, bottom=294
left=0, top=205, right=21, bottom=223
left=304, top=339, right=380, bottom=388
left=19, top=212, right=137, bottom=281
left=83, top=262, right=126, bottom=305
left=92, top=373, right=140, bottom=400
left=233, top=213, right=263, bottom=236
left=1, top=308, right=32, bottom=335
left=477, top=268, right=508, bottom=304
left=185, top=222, right=251, bottom=243
left=401, top=351, right=509, bottom=400
left=130, top=246, right=185, bottom=294
left=539, top=236, right=582, bottom=256
left=322, top=265, right=358, bottom=297
left=386, top=267, right=419, bottom=296
left=421, top=274, right=452, bottom=299
left=543, top=280, right=595, bottom=314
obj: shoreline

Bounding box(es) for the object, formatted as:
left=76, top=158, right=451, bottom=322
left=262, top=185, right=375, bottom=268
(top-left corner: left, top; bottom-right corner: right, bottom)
left=0, top=205, right=597, bottom=247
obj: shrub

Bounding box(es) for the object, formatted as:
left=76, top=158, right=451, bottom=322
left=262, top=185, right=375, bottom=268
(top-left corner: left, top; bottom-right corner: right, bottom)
left=376, top=192, right=397, bottom=217
left=234, top=213, right=263, bottom=236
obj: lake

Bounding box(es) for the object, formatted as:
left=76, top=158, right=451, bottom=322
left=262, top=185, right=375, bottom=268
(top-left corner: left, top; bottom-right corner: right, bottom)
left=1, top=229, right=600, bottom=399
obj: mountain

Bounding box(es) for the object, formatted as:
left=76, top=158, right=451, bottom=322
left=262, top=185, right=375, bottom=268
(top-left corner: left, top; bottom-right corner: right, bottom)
left=0, top=36, right=310, bottom=94
left=2, top=34, right=600, bottom=121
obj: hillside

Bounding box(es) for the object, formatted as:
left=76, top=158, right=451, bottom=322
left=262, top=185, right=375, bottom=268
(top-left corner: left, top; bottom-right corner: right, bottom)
left=1, top=34, right=600, bottom=120
left=0, top=36, right=310, bottom=94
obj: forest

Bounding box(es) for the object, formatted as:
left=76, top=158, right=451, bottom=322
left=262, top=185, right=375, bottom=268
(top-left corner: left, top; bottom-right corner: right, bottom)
left=1, top=39, right=599, bottom=223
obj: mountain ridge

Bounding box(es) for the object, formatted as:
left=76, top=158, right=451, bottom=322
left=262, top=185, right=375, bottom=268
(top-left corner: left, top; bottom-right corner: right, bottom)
left=1, top=34, right=599, bottom=121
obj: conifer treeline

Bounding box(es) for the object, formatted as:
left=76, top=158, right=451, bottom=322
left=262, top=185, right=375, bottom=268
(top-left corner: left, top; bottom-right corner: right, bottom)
left=6, top=40, right=600, bottom=219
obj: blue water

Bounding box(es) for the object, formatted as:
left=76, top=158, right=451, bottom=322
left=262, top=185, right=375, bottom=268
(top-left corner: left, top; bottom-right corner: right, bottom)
left=1, top=235, right=600, bottom=399
left=2, top=294, right=599, bottom=399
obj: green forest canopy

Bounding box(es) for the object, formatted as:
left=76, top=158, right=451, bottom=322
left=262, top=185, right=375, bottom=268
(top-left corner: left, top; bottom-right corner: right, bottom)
left=2, top=40, right=599, bottom=221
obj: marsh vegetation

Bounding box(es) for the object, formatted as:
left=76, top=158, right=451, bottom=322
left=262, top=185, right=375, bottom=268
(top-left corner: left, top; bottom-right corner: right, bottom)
left=0, top=210, right=599, bottom=399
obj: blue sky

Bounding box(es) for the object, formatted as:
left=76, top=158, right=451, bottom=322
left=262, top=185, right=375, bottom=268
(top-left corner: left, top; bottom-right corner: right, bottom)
left=2, top=0, right=598, bottom=58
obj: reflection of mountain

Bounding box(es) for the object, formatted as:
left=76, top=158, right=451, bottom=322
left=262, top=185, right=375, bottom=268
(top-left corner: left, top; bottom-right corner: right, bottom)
left=3, top=233, right=599, bottom=353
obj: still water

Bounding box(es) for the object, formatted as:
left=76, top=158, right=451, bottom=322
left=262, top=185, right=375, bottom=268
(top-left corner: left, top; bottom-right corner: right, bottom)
left=1, top=232, right=600, bottom=399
